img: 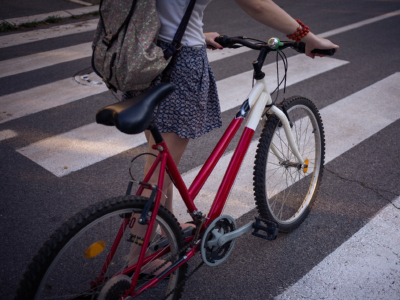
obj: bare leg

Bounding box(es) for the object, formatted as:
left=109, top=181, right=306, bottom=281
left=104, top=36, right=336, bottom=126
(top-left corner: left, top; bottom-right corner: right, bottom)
left=141, top=130, right=190, bottom=212
left=142, top=131, right=196, bottom=230
left=128, top=131, right=190, bottom=274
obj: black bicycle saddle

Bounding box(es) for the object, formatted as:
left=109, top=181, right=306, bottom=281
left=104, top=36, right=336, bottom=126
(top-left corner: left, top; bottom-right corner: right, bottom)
left=96, top=83, right=175, bottom=134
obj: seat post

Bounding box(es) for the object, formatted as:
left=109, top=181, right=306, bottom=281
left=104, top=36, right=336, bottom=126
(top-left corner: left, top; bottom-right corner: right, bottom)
left=148, top=123, right=164, bottom=144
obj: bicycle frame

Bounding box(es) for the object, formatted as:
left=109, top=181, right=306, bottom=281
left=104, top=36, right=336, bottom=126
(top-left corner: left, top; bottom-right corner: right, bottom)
left=139, top=77, right=306, bottom=224
left=110, top=75, right=308, bottom=298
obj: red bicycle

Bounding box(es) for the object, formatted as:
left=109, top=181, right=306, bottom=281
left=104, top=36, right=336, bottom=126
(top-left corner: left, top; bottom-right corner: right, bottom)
left=15, top=36, right=333, bottom=300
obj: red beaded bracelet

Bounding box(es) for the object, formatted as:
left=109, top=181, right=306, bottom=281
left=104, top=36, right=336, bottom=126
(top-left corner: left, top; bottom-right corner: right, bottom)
left=286, top=19, right=309, bottom=42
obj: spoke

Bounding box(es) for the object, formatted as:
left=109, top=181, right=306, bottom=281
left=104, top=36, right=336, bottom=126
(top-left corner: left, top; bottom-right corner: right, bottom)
left=301, top=119, right=312, bottom=155
left=277, top=170, right=291, bottom=219
left=267, top=162, right=283, bottom=168
left=295, top=110, right=303, bottom=160
left=293, top=111, right=301, bottom=155
left=268, top=168, right=287, bottom=210
left=301, top=126, right=315, bottom=156
left=292, top=170, right=303, bottom=215
left=274, top=131, right=291, bottom=160
left=266, top=164, right=285, bottom=177
left=276, top=129, right=289, bottom=160
left=269, top=142, right=285, bottom=161
left=82, top=229, right=96, bottom=280
left=281, top=169, right=298, bottom=215
left=104, top=216, right=112, bottom=282
left=300, top=148, right=316, bottom=157
left=267, top=166, right=287, bottom=191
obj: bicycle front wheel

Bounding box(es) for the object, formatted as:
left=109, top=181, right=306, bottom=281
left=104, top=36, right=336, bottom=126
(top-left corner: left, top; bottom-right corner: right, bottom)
left=254, top=96, right=325, bottom=232
left=15, top=196, right=187, bottom=300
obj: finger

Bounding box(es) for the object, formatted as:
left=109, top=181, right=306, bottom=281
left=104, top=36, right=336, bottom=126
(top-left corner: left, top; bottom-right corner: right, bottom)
left=206, top=44, right=220, bottom=50
left=306, top=52, right=315, bottom=59
left=209, top=40, right=223, bottom=50
left=334, top=45, right=339, bottom=53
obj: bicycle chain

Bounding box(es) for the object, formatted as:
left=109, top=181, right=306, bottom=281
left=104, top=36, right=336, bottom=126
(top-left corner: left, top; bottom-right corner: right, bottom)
left=138, top=218, right=207, bottom=299
left=138, top=238, right=196, bottom=283
left=135, top=239, right=204, bottom=299
left=161, top=260, right=204, bottom=300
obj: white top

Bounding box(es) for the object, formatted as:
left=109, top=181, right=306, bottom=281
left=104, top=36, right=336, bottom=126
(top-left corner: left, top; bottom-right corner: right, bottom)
left=156, top=0, right=212, bottom=47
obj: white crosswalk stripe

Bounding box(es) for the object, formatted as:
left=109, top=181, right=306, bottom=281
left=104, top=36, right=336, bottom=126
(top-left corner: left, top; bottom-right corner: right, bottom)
left=0, top=129, right=18, bottom=141
left=275, top=196, right=400, bottom=300
left=15, top=55, right=348, bottom=177
left=0, top=19, right=98, bottom=49
left=0, top=77, right=107, bottom=124
left=0, top=43, right=93, bottom=79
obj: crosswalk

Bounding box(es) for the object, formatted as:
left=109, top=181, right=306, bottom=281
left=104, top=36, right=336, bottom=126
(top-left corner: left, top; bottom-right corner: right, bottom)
left=1, top=9, right=400, bottom=300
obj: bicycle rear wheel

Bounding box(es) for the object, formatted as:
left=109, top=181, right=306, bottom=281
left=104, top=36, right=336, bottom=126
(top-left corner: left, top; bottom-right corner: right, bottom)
left=253, top=96, right=325, bottom=232
left=15, top=196, right=187, bottom=300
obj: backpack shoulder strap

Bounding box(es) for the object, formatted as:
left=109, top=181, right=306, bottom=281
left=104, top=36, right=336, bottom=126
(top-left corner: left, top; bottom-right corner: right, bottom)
left=163, top=0, right=197, bottom=60
left=98, top=0, right=138, bottom=47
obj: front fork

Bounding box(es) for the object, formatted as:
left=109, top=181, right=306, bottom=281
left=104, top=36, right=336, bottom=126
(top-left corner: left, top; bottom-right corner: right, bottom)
left=260, top=95, right=306, bottom=169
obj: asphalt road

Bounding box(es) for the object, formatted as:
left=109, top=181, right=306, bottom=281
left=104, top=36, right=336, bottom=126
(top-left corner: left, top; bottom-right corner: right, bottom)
left=1, top=0, right=400, bottom=299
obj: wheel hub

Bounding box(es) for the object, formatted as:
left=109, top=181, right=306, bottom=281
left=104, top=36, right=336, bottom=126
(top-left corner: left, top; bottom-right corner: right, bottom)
left=280, top=160, right=302, bottom=169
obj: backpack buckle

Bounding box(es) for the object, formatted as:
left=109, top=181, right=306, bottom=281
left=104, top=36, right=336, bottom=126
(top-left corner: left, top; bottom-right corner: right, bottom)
left=102, top=33, right=112, bottom=47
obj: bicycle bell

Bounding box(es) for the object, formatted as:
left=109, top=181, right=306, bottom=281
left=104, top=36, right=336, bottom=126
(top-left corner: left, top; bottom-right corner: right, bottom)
left=268, top=37, right=282, bottom=50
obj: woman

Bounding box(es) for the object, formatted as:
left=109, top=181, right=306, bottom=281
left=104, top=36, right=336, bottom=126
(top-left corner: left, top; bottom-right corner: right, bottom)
left=126, top=0, right=339, bottom=272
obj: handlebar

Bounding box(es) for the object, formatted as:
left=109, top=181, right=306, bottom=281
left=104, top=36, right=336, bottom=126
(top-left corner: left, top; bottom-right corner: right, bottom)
left=214, top=35, right=335, bottom=56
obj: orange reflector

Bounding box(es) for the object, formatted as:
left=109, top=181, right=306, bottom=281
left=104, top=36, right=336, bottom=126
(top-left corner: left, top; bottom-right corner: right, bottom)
left=303, top=159, right=309, bottom=173
left=84, top=241, right=106, bottom=258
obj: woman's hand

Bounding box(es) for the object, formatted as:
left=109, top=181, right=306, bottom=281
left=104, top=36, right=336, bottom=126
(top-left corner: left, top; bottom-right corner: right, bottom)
left=301, top=32, right=339, bottom=58
left=204, top=32, right=223, bottom=50
left=234, top=0, right=339, bottom=58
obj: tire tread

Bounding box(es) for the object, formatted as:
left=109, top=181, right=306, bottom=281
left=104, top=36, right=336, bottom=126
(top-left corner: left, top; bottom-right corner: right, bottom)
left=253, top=96, right=325, bottom=232
left=15, top=195, right=187, bottom=300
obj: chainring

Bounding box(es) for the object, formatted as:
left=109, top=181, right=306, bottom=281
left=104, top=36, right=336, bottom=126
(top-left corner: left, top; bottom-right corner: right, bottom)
left=98, top=275, right=131, bottom=300
left=200, top=215, right=237, bottom=266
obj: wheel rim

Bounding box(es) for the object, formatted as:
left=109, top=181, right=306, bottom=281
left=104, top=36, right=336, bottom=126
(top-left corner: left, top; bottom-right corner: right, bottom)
left=35, top=207, right=180, bottom=300
left=265, top=104, right=322, bottom=224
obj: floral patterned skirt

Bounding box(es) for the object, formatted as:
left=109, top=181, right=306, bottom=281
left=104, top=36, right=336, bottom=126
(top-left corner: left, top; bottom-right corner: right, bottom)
left=122, top=41, right=222, bottom=139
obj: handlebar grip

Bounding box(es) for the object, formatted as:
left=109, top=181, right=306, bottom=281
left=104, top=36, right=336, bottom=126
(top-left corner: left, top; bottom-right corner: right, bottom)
left=292, top=42, right=306, bottom=53
left=311, top=48, right=336, bottom=56
left=214, top=35, right=228, bottom=47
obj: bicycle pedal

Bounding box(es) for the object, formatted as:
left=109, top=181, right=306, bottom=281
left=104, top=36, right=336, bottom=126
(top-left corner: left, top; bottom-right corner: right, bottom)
left=251, top=217, right=279, bottom=241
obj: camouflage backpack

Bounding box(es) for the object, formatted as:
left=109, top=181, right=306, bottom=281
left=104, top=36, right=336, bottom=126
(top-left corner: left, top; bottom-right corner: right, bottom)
left=92, top=0, right=196, bottom=93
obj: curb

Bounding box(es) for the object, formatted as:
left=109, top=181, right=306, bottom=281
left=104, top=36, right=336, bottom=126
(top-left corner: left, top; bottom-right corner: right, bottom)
left=2, top=5, right=99, bottom=26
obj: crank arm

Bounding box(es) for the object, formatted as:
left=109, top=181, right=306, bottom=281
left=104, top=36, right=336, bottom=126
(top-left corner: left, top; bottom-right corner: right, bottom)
left=207, top=222, right=254, bottom=248
left=206, top=217, right=280, bottom=248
